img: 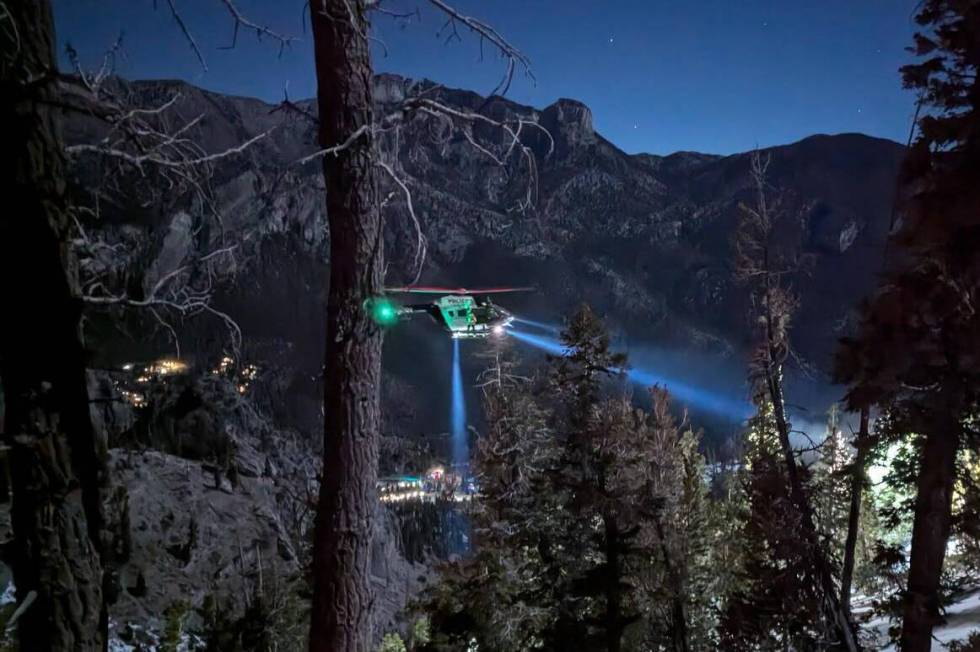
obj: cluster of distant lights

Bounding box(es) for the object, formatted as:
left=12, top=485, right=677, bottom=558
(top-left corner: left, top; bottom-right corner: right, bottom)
left=377, top=466, right=475, bottom=503
left=118, top=358, right=189, bottom=406
left=120, top=388, right=146, bottom=408
left=380, top=489, right=474, bottom=504
left=117, top=355, right=260, bottom=407
left=212, top=355, right=259, bottom=395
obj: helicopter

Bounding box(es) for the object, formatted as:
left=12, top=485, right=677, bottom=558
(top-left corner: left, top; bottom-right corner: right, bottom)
left=369, top=286, right=533, bottom=339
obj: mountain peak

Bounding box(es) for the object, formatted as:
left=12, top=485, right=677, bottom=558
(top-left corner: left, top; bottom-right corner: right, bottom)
left=541, top=98, right=595, bottom=150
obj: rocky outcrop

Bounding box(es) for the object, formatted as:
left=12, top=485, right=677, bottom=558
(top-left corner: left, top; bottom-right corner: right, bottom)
left=541, top=98, right=596, bottom=153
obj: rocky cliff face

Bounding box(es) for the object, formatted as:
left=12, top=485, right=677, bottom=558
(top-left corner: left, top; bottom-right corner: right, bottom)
left=69, top=75, right=904, bottom=433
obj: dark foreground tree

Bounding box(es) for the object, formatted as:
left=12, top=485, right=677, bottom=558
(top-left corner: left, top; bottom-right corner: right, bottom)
left=308, top=1, right=385, bottom=650
left=720, top=387, right=826, bottom=650
left=836, top=2, right=980, bottom=649
left=0, top=0, right=107, bottom=648
left=304, top=2, right=540, bottom=647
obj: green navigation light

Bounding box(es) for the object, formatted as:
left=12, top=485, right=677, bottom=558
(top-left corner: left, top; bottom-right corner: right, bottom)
left=366, top=297, right=399, bottom=326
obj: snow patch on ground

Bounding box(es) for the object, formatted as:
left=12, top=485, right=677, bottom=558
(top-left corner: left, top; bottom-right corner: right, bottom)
left=866, top=589, right=980, bottom=650
left=0, top=582, right=15, bottom=606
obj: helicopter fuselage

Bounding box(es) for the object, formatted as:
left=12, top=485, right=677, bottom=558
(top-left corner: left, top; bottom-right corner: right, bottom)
left=427, top=295, right=514, bottom=339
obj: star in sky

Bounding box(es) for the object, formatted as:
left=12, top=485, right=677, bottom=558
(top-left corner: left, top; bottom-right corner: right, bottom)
left=54, top=0, right=922, bottom=156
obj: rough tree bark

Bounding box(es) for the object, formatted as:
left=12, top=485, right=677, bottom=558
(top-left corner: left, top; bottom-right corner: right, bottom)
left=307, top=1, right=384, bottom=651
left=840, top=405, right=870, bottom=615
left=0, top=1, right=107, bottom=650
left=900, top=412, right=960, bottom=652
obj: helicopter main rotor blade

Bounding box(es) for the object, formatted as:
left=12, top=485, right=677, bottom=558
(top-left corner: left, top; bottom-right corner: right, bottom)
left=385, top=286, right=534, bottom=295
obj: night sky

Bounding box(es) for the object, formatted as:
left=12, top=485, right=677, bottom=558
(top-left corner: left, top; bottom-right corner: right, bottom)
left=54, top=0, right=920, bottom=155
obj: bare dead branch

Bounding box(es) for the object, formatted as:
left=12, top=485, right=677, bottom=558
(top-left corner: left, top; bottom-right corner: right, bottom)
left=295, top=124, right=370, bottom=164
left=164, top=0, right=208, bottom=71
left=425, top=0, right=533, bottom=97
left=161, top=0, right=296, bottom=70
left=62, top=71, right=266, bottom=356
left=392, top=95, right=552, bottom=212
left=0, top=3, right=21, bottom=58
left=269, top=83, right=318, bottom=126
left=365, top=0, right=416, bottom=22
left=216, top=0, right=297, bottom=55
left=67, top=129, right=270, bottom=171
left=377, top=159, right=426, bottom=283
left=65, top=33, right=124, bottom=93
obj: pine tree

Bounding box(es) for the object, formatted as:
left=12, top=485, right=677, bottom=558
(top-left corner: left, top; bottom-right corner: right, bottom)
left=835, top=3, right=980, bottom=649
left=675, top=427, right=716, bottom=650
left=736, top=150, right=860, bottom=650
left=423, top=307, right=718, bottom=652
left=635, top=390, right=714, bottom=652
left=544, top=305, right=641, bottom=652
left=720, top=387, right=829, bottom=650
left=420, top=350, right=559, bottom=651
left=705, top=464, right=750, bottom=641
left=307, top=2, right=386, bottom=649
left=813, top=405, right=855, bottom=560
left=840, top=406, right=872, bottom=615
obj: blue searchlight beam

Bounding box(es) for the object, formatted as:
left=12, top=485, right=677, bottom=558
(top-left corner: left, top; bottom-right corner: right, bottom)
left=507, top=327, right=752, bottom=420
left=451, top=338, right=468, bottom=466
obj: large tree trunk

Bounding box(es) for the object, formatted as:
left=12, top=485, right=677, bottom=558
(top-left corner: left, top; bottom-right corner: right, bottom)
left=0, top=1, right=107, bottom=650
left=308, top=1, right=384, bottom=650
left=900, top=416, right=960, bottom=652
left=840, top=405, right=870, bottom=615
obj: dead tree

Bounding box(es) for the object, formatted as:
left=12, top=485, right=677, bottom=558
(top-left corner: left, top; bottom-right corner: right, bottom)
left=0, top=1, right=107, bottom=648
left=734, top=152, right=860, bottom=651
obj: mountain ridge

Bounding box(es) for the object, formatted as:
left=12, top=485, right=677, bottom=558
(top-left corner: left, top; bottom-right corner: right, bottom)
left=69, top=74, right=906, bottom=435
left=104, top=73, right=903, bottom=157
